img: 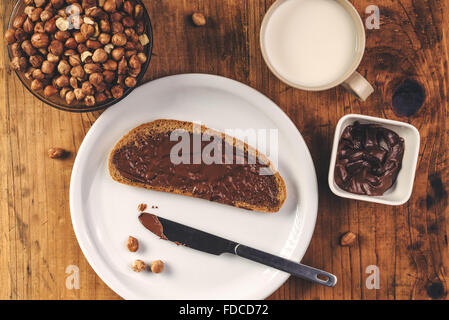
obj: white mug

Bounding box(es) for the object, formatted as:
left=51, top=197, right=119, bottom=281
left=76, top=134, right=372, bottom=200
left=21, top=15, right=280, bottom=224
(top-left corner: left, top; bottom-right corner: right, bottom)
left=260, top=0, right=374, bottom=101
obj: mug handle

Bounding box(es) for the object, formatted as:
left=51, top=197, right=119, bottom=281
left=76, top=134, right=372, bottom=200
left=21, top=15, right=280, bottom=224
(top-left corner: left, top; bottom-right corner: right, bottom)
left=341, top=71, right=374, bottom=101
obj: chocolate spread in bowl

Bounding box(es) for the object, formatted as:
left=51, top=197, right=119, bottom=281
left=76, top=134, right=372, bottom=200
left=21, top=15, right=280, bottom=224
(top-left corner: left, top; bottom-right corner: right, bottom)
left=112, top=132, right=280, bottom=208
left=334, top=122, right=405, bottom=196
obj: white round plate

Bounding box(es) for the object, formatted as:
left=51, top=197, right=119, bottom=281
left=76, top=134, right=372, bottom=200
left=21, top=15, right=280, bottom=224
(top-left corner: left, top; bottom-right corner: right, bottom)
left=70, top=74, right=318, bottom=300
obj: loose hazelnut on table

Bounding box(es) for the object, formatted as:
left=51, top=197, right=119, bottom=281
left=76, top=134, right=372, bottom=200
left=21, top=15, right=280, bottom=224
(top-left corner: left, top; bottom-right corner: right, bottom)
left=192, top=12, right=206, bottom=27
left=340, top=231, right=357, bottom=247
left=48, top=147, right=67, bottom=159
left=132, top=259, right=146, bottom=272
left=126, top=236, right=139, bottom=252
left=150, top=260, right=164, bottom=274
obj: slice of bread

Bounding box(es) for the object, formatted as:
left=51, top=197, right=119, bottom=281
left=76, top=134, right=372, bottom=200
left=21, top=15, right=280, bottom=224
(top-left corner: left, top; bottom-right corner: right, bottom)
left=108, top=119, right=286, bottom=212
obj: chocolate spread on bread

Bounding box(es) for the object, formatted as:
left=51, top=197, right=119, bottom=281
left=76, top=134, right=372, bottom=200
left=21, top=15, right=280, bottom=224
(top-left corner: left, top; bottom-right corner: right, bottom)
left=112, top=132, right=280, bottom=208
left=334, top=122, right=405, bottom=196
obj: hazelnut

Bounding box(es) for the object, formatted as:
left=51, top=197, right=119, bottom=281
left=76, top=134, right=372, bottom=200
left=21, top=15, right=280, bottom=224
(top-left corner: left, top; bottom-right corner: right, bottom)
left=31, top=8, right=44, bottom=22
left=55, top=17, right=69, bottom=31
left=10, top=57, right=28, bottom=71
left=111, top=85, right=124, bottom=98
left=123, top=1, right=133, bottom=16
left=131, top=259, right=146, bottom=272
left=104, top=0, right=117, bottom=13
left=91, top=48, right=108, bottom=63
left=43, top=85, right=58, bottom=98
left=89, top=72, right=104, bottom=85
left=58, top=60, right=71, bottom=75
left=5, top=29, right=16, bottom=45
left=24, top=6, right=35, bottom=18
left=86, top=7, right=105, bottom=18
left=126, top=236, right=139, bottom=252
left=74, top=32, right=87, bottom=44
left=78, top=43, right=89, bottom=54
left=13, top=14, right=27, bottom=29
left=32, top=69, right=45, bottom=80
left=192, top=13, right=206, bottom=26
left=55, top=31, right=70, bottom=41
left=34, top=22, right=45, bottom=33
left=59, top=87, right=71, bottom=99
left=112, top=21, right=124, bottom=34
left=98, top=33, right=111, bottom=45
left=112, top=33, right=127, bottom=46
left=51, top=0, right=65, bottom=9
left=125, top=76, right=137, bottom=88
left=31, top=79, right=44, bottom=91
left=14, top=29, right=27, bottom=42
left=122, top=16, right=135, bottom=28
left=135, top=21, right=144, bottom=34
left=71, top=65, right=85, bottom=79
left=44, top=18, right=57, bottom=33
left=65, top=90, right=76, bottom=104
left=340, top=232, right=357, bottom=247
left=21, top=40, right=37, bottom=56
left=81, top=23, right=95, bottom=39
left=129, top=55, right=141, bottom=69
left=69, top=54, right=82, bottom=66
left=48, top=147, right=67, bottom=159
left=23, top=18, right=34, bottom=34
left=70, top=77, right=79, bottom=89
left=25, top=67, right=36, bottom=80
left=86, top=40, right=102, bottom=50
left=74, top=88, right=86, bottom=100
left=11, top=43, right=22, bottom=57
left=103, top=70, right=115, bottom=83
left=31, top=33, right=49, bottom=48
left=84, top=63, right=101, bottom=74
left=81, top=81, right=95, bottom=95
left=35, top=0, right=47, bottom=8
left=134, top=4, right=144, bottom=20
left=128, top=66, right=141, bottom=78
left=137, top=52, right=147, bottom=64
left=55, top=75, right=69, bottom=88
left=103, top=59, right=117, bottom=71
left=100, top=19, right=111, bottom=32
left=65, top=38, right=78, bottom=49
left=42, top=60, right=55, bottom=74
left=150, top=260, right=164, bottom=274
left=84, top=95, right=96, bottom=106
left=96, top=92, right=107, bottom=103
left=40, top=10, right=54, bottom=22
left=111, top=47, right=125, bottom=61
left=47, top=53, right=60, bottom=63
left=49, top=40, right=64, bottom=56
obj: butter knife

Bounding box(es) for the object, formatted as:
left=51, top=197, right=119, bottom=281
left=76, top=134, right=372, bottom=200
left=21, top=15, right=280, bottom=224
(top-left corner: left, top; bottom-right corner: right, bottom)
left=139, top=213, right=337, bottom=287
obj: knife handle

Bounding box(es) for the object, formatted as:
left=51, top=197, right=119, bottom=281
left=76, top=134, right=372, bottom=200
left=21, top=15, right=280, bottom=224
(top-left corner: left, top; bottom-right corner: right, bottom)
left=234, top=244, right=337, bottom=287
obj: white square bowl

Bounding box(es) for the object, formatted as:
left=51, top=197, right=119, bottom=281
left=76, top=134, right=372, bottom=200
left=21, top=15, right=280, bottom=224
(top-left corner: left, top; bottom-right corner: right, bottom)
left=328, top=114, right=420, bottom=205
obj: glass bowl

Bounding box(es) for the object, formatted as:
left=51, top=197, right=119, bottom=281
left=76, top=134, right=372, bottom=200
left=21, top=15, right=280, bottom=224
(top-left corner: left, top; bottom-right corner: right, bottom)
left=7, top=0, right=153, bottom=112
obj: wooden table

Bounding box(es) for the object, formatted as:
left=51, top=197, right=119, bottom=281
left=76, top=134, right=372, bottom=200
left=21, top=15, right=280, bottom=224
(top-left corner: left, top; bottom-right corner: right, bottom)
left=1, top=0, right=448, bottom=300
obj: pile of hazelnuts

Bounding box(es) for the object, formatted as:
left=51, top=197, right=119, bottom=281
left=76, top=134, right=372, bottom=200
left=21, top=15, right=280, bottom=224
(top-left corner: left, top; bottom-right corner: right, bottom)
left=5, top=0, right=150, bottom=107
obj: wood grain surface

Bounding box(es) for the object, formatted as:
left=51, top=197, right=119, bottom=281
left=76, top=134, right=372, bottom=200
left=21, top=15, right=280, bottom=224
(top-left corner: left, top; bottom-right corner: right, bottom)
left=1, top=0, right=448, bottom=300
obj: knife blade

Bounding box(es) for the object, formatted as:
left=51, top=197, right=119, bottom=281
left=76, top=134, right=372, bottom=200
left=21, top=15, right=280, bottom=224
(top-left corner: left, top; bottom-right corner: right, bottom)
left=138, top=212, right=337, bottom=287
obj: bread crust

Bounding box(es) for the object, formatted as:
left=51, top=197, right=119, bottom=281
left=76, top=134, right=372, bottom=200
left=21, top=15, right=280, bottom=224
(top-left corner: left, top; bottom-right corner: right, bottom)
left=108, top=119, right=287, bottom=212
